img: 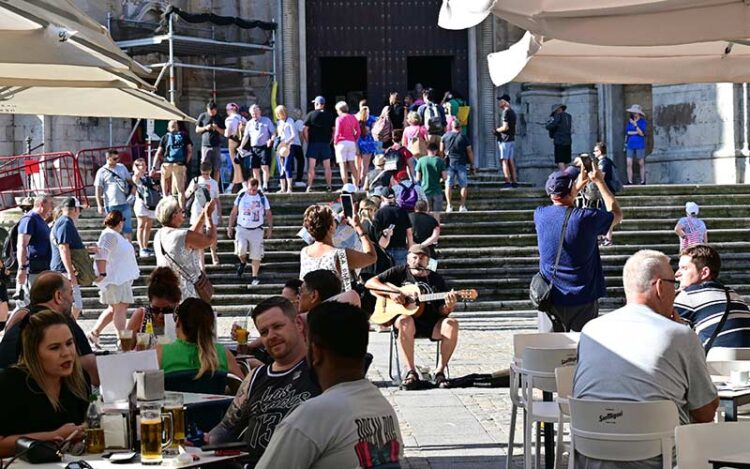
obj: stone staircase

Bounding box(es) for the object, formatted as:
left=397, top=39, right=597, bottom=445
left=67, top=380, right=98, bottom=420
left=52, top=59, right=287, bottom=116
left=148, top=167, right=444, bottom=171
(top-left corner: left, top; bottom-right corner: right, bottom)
left=8, top=171, right=750, bottom=331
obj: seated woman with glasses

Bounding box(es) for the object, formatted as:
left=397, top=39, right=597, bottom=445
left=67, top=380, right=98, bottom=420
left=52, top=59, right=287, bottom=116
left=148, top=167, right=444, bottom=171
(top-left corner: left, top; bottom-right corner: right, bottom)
left=127, top=267, right=182, bottom=338
left=0, top=310, right=89, bottom=457
left=157, top=298, right=244, bottom=380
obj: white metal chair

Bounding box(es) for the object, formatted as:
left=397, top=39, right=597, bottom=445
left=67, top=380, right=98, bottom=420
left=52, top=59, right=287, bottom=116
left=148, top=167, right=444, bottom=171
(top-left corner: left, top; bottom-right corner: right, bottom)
left=675, top=422, right=750, bottom=469
left=554, top=366, right=575, bottom=469
left=507, top=333, right=579, bottom=469
left=568, top=398, right=678, bottom=469
left=706, top=347, right=750, bottom=362
left=519, top=346, right=578, bottom=469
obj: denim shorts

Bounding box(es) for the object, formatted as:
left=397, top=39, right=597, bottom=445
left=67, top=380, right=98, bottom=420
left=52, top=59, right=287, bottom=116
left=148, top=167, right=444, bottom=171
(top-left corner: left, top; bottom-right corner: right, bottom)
left=498, top=141, right=515, bottom=161
left=107, top=203, right=133, bottom=234
left=626, top=148, right=646, bottom=160
left=446, top=164, right=468, bottom=189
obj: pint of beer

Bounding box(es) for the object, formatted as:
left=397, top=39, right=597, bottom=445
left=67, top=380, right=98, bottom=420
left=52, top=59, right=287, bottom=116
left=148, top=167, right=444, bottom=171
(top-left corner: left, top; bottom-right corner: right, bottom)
left=85, top=427, right=105, bottom=454
left=118, top=329, right=135, bottom=352
left=163, top=393, right=185, bottom=452
left=139, top=401, right=173, bottom=465
left=236, top=327, right=249, bottom=355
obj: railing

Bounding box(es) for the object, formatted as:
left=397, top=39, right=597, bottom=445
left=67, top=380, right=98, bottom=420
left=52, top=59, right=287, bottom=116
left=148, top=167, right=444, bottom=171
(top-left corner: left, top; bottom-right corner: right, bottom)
left=0, top=152, right=86, bottom=211
left=75, top=143, right=158, bottom=193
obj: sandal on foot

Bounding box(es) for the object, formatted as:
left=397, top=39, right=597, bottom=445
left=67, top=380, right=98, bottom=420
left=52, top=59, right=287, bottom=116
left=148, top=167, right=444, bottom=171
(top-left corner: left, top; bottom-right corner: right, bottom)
left=87, top=330, right=101, bottom=349
left=434, top=372, right=449, bottom=388
left=401, top=370, right=420, bottom=391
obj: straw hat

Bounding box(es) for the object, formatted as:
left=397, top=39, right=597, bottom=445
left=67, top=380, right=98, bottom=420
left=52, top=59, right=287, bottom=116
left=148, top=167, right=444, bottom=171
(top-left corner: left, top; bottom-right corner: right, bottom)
left=626, top=104, right=645, bottom=116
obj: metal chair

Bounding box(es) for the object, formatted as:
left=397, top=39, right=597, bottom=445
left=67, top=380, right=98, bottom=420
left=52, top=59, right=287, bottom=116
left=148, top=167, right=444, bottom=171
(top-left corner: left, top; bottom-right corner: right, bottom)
left=164, top=370, right=228, bottom=395
left=554, top=366, right=575, bottom=469
left=388, top=326, right=443, bottom=385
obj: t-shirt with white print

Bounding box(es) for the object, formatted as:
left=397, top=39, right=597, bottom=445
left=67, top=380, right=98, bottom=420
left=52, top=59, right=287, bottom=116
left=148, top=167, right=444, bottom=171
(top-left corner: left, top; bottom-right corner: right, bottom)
left=234, top=191, right=271, bottom=229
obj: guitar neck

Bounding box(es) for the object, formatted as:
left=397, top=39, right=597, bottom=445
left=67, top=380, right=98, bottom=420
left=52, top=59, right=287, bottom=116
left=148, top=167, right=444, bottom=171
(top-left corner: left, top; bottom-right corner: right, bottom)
left=418, top=292, right=449, bottom=302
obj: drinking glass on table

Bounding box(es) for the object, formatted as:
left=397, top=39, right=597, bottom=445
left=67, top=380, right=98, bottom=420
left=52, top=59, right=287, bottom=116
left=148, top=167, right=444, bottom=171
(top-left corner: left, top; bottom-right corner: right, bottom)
left=139, top=401, right=173, bottom=465
left=236, top=326, right=249, bottom=355
left=118, top=329, right=135, bottom=352
left=136, top=333, right=151, bottom=351
left=163, top=392, right=186, bottom=454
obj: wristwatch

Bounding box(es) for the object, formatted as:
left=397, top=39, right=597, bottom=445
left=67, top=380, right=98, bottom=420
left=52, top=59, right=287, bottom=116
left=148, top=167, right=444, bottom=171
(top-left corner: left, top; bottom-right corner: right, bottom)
left=99, top=273, right=107, bottom=277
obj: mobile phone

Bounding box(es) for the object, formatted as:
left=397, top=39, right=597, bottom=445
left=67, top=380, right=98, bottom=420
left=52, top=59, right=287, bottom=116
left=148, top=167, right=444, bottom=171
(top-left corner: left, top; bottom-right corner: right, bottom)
left=341, top=194, right=354, bottom=219
left=580, top=154, right=593, bottom=172
left=387, top=224, right=396, bottom=232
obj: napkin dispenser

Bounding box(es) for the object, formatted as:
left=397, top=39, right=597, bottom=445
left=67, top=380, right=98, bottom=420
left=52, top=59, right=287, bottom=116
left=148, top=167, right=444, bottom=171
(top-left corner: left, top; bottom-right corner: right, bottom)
left=134, top=370, right=164, bottom=401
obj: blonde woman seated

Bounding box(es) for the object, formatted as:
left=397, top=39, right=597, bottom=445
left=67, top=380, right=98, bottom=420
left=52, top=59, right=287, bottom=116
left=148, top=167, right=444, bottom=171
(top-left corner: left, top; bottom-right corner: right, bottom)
left=157, top=298, right=243, bottom=379
left=0, top=310, right=89, bottom=457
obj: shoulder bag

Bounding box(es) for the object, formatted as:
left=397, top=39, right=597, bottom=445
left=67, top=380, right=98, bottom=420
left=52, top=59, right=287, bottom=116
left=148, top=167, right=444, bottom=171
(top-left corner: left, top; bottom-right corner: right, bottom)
left=703, top=286, right=732, bottom=353
left=529, top=207, right=573, bottom=315
left=52, top=225, right=96, bottom=287
left=156, top=230, right=214, bottom=303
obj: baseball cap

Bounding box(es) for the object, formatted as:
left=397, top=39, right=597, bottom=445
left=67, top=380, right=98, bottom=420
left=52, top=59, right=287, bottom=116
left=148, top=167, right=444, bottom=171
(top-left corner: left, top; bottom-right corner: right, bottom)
left=685, top=201, right=700, bottom=215
left=312, top=96, right=326, bottom=105
left=18, top=196, right=34, bottom=208
left=545, top=169, right=577, bottom=197
left=497, top=94, right=511, bottom=103
left=226, top=102, right=239, bottom=110
left=408, top=244, right=430, bottom=257
left=62, top=197, right=82, bottom=209
left=341, top=183, right=357, bottom=194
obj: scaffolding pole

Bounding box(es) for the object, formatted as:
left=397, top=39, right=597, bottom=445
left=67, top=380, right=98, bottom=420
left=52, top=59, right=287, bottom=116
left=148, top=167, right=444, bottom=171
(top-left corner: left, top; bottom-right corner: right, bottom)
left=168, top=13, right=175, bottom=104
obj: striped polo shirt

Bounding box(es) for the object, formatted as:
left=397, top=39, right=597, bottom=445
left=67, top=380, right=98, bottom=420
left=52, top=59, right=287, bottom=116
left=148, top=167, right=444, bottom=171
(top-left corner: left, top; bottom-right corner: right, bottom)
left=674, top=281, right=750, bottom=348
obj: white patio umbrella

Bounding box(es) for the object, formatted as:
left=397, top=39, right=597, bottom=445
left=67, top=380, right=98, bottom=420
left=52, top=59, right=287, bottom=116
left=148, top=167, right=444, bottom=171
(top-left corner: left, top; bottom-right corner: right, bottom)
left=0, top=83, right=195, bottom=121
left=489, top=31, right=750, bottom=86
left=439, top=0, right=750, bottom=47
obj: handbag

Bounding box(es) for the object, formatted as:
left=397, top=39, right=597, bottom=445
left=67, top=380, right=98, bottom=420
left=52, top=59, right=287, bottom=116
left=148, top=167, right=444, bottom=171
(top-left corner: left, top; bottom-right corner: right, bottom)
left=529, top=207, right=573, bottom=315
left=703, top=286, right=733, bottom=353
left=52, top=229, right=96, bottom=287
left=157, top=231, right=214, bottom=303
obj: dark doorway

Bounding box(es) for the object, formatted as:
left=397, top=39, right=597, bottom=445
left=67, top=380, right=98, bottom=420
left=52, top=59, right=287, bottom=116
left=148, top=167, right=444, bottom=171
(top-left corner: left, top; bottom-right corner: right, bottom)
left=407, top=56, right=453, bottom=100
left=319, top=57, right=367, bottom=111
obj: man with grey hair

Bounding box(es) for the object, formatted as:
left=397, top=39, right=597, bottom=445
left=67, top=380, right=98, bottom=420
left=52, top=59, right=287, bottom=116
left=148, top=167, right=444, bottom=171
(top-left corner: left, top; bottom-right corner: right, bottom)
left=573, top=249, right=718, bottom=468
left=239, top=104, right=275, bottom=191
left=15, top=195, right=52, bottom=308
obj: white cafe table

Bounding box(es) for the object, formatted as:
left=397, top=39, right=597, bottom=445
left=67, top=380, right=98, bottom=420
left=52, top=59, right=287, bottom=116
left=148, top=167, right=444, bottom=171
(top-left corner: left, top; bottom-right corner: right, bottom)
left=712, top=375, right=750, bottom=422
left=8, top=449, right=247, bottom=468
left=709, top=450, right=750, bottom=469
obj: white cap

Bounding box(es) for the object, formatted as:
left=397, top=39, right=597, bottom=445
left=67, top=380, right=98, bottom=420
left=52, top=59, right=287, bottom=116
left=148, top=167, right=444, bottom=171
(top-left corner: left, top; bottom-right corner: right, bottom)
left=341, top=183, right=357, bottom=194
left=685, top=201, right=700, bottom=215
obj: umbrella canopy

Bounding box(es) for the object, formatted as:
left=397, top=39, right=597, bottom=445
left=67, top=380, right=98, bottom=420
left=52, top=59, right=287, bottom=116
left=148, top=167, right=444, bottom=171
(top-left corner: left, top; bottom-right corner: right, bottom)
left=439, top=0, right=750, bottom=46
left=0, top=84, right=195, bottom=121
left=489, top=31, right=750, bottom=86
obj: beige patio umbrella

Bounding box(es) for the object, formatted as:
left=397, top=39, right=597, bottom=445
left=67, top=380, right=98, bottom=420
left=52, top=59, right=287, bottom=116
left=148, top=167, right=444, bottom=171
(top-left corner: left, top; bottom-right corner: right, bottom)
left=439, top=0, right=750, bottom=46
left=489, top=31, right=750, bottom=86
left=0, top=82, right=194, bottom=120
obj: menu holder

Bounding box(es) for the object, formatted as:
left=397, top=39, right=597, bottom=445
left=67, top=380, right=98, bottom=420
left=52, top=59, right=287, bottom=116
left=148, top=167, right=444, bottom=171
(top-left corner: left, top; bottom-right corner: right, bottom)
left=97, top=350, right=159, bottom=403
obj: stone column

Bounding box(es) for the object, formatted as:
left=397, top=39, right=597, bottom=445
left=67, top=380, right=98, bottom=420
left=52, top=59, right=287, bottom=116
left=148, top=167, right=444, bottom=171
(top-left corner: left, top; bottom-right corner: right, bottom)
left=518, top=85, right=563, bottom=185
left=563, top=85, right=598, bottom=156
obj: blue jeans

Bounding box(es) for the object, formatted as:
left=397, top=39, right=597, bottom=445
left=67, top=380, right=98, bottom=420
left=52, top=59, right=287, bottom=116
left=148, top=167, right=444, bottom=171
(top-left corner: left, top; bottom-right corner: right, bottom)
left=387, top=247, right=408, bottom=266
left=107, top=203, right=133, bottom=234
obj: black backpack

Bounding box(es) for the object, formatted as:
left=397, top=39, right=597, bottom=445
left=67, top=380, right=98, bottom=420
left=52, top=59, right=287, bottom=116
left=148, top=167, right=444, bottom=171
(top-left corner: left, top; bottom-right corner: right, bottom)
left=185, top=177, right=213, bottom=215
left=137, top=176, right=162, bottom=211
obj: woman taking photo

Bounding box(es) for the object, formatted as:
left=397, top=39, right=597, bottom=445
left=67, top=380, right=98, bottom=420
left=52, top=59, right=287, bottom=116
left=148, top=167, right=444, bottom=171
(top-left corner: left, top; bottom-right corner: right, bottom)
left=274, top=105, right=301, bottom=194
left=0, top=310, right=89, bottom=457
left=87, top=210, right=140, bottom=346
left=625, top=104, right=648, bottom=185
left=154, top=196, right=217, bottom=300
left=299, top=205, right=376, bottom=281
left=157, top=298, right=243, bottom=379
left=127, top=267, right=182, bottom=338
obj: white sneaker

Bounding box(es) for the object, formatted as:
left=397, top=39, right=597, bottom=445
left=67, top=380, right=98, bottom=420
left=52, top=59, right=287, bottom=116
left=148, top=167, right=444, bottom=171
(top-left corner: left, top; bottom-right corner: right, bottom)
left=445, top=205, right=453, bottom=213
left=139, top=248, right=151, bottom=257
left=294, top=181, right=307, bottom=188
left=459, top=205, right=468, bottom=212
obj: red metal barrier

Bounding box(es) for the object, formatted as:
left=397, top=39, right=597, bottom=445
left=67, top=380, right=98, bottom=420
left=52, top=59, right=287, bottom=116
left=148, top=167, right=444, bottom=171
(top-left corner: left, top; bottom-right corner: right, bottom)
left=75, top=144, right=158, bottom=192
left=0, top=152, right=86, bottom=211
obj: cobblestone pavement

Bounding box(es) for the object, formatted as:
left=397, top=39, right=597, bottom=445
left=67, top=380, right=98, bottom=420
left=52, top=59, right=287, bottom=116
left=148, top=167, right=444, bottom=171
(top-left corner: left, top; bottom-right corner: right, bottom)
left=75, top=315, right=538, bottom=468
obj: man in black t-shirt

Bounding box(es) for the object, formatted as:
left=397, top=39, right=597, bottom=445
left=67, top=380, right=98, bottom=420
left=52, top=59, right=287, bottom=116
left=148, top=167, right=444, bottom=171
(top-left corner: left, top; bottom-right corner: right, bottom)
left=495, top=94, right=518, bottom=188
left=372, top=188, right=414, bottom=266
left=365, top=245, right=459, bottom=390
left=195, top=101, right=225, bottom=182
left=440, top=121, right=474, bottom=213
left=408, top=201, right=440, bottom=259
left=303, top=96, right=336, bottom=192
left=0, top=271, right=98, bottom=384
left=208, top=297, right=320, bottom=467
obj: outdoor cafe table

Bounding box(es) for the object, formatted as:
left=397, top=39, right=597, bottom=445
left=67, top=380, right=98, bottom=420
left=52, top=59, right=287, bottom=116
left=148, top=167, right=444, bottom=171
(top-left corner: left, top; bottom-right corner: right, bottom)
left=709, top=451, right=750, bottom=469
left=9, top=449, right=247, bottom=468
left=712, top=376, right=750, bottom=421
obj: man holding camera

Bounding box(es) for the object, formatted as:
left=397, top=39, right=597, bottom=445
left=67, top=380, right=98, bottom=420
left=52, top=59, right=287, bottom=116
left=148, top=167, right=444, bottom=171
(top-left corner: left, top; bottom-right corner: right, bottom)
left=533, top=159, right=622, bottom=331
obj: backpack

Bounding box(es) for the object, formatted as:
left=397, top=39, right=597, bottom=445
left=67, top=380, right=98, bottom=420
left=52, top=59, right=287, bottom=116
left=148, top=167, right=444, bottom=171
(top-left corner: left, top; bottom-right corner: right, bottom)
left=607, top=157, right=624, bottom=194
left=165, top=132, right=187, bottom=163
left=424, top=103, right=445, bottom=135
left=2, top=220, right=20, bottom=271
left=136, top=176, right=162, bottom=211
left=383, top=147, right=403, bottom=172
left=186, top=177, right=212, bottom=215
left=396, top=181, right=419, bottom=211
left=406, top=129, right=427, bottom=156
left=372, top=115, right=393, bottom=142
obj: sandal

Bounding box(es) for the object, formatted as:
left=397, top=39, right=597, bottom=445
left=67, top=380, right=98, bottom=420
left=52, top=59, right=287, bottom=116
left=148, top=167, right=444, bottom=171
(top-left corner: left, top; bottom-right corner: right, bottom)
left=434, top=372, right=449, bottom=389
left=401, top=370, right=420, bottom=391
left=87, top=330, right=101, bottom=349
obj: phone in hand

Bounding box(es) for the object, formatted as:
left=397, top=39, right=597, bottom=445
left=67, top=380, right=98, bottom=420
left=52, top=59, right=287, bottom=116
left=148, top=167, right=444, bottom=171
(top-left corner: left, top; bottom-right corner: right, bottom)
left=579, top=153, right=593, bottom=172
left=387, top=224, right=396, bottom=233
left=341, top=194, right=354, bottom=219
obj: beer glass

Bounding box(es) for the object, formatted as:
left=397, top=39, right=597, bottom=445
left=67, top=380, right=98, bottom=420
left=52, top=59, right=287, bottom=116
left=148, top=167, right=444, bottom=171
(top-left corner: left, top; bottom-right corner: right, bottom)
left=139, top=401, right=173, bottom=465
left=163, top=393, right=185, bottom=454
left=236, top=327, right=249, bottom=355
left=118, top=329, right=135, bottom=352
left=136, top=333, right=151, bottom=351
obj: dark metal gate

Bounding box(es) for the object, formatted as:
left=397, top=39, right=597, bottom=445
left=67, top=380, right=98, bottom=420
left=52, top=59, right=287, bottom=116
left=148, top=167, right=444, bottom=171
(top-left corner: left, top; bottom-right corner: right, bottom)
left=306, top=0, right=469, bottom=110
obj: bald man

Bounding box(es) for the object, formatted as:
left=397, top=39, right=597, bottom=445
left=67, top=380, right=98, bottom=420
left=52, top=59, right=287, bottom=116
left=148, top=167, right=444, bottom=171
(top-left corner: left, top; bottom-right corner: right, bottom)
left=152, top=120, right=193, bottom=209
left=0, top=271, right=99, bottom=385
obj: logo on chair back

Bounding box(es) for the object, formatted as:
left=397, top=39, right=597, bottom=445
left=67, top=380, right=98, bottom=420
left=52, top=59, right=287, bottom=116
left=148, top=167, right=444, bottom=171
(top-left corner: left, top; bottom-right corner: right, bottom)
left=560, top=356, right=577, bottom=366
left=598, top=409, right=624, bottom=423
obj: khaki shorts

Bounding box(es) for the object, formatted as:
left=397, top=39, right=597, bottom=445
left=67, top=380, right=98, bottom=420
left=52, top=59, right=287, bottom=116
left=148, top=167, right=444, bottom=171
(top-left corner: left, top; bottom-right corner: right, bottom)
left=234, top=226, right=264, bottom=260
left=161, top=163, right=186, bottom=196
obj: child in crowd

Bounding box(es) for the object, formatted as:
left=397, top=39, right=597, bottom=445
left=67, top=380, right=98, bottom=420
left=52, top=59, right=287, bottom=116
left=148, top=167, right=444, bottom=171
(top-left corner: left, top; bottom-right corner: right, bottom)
left=675, top=201, right=708, bottom=252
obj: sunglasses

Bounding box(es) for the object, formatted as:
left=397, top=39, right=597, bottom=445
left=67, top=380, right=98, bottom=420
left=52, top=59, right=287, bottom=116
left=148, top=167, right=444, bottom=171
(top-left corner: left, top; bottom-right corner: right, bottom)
left=150, top=305, right=175, bottom=315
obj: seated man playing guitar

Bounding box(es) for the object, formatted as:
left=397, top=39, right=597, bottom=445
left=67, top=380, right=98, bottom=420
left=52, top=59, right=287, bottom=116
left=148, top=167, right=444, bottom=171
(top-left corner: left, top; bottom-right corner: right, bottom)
left=366, top=244, right=459, bottom=390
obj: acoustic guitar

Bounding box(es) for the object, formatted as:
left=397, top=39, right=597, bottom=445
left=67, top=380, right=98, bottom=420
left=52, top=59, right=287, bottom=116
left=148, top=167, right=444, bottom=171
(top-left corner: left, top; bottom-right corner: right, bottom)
left=370, top=283, right=478, bottom=325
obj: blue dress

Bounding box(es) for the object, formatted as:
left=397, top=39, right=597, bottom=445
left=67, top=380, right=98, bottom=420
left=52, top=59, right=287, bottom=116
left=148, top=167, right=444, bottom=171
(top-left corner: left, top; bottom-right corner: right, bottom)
left=358, top=115, right=379, bottom=155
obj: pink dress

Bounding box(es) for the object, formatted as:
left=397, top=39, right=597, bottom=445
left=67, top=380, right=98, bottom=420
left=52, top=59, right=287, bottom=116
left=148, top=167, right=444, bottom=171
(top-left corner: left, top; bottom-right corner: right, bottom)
left=334, top=114, right=360, bottom=144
